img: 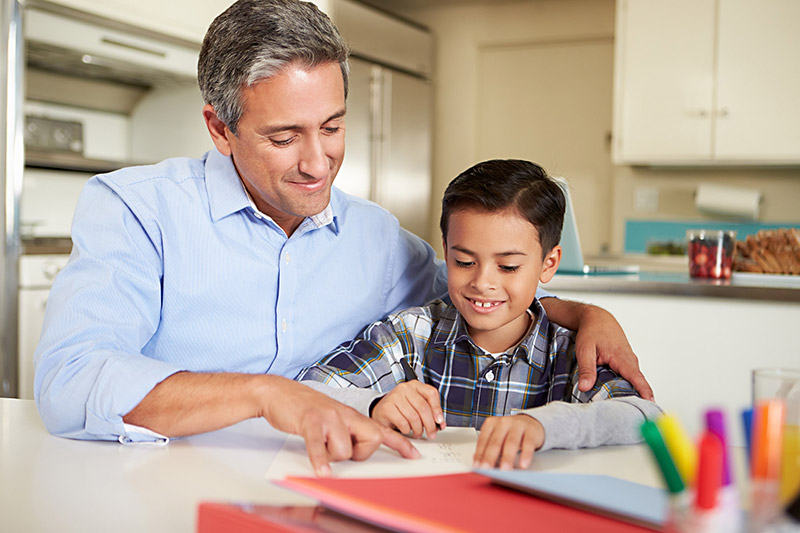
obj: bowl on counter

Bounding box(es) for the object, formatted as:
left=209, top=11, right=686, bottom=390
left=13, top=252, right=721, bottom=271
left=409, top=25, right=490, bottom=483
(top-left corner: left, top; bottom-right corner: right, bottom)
left=687, top=229, right=736, bottom=280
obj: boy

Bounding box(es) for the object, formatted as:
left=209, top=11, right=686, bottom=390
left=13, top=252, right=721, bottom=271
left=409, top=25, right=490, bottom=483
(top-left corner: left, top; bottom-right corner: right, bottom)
left=299, top=160, right=661, bottom=470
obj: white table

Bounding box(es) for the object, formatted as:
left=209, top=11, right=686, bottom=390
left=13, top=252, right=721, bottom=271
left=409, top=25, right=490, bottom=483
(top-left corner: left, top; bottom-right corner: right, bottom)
left=0, top=398, right=667, bottom=533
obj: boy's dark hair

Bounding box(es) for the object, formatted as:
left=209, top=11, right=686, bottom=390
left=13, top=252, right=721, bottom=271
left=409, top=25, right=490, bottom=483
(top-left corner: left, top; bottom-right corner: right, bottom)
left=439, top=159, right=565, bottom=258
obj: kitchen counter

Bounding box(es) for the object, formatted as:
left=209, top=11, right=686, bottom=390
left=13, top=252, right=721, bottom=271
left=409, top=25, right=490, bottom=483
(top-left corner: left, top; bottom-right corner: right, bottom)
left=546, top=271, right=800, bottom=302
left=541, top=271, right=800, bottom=444
left=0, top=398, right=668, bottom=533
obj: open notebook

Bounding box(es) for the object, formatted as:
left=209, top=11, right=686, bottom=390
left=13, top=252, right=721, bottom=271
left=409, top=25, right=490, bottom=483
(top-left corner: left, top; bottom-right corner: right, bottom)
left=553, top=177, right=639, bottom=275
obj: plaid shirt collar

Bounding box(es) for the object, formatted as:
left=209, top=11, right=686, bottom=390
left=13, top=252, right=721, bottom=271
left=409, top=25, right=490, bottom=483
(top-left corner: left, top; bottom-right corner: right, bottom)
left=428, top=298, right=551, bottom=368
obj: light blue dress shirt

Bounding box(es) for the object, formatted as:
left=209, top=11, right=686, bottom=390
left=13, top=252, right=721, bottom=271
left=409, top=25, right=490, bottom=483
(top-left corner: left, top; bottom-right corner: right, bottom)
left=34, top=149, right=451, bottom=441
left=34, top=148, right=551, bottom=442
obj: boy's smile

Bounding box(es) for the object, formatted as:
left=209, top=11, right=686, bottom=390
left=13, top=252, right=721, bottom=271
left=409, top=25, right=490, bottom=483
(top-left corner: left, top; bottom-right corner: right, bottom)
left=444, top=207, right=560, bottom=353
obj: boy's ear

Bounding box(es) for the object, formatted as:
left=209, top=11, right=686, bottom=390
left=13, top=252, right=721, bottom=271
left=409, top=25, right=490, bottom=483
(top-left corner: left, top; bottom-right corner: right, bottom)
left=539, top=245, right=562, bottom=283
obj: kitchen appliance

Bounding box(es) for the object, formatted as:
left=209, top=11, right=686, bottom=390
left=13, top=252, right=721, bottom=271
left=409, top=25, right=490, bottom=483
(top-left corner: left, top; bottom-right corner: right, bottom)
left=1, top=0, right=24, bottom=397
left=1, top=0, right=210, bottom=397
left=330, top=0, right=433, bottom=240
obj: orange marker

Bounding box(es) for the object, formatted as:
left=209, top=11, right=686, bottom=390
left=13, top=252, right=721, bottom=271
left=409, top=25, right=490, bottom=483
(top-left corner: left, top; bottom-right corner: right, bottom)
left=751, top=399, right=785, bottom=481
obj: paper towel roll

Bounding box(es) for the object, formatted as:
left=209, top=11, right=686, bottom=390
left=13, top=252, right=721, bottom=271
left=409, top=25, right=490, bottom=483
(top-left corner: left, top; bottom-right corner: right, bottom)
left=695, top=183, right=761, bottom=220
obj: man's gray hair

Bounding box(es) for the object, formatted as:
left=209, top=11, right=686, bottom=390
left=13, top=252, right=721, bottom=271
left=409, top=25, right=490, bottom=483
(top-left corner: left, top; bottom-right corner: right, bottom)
left=198, top=0, right=350, bottom=135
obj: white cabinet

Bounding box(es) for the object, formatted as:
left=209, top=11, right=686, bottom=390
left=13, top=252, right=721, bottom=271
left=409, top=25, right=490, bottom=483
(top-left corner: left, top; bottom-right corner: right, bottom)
left=36, top=0, right=237, bottom=44
left=544, top=287, right=800, bottom=445
left=613, top=0, right=800, bottom=165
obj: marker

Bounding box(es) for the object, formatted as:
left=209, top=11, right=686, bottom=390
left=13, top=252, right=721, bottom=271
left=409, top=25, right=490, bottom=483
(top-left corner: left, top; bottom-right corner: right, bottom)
left=695, top=431, right=723, bottom=511
left=751, top=399, right=785, bottom=481
left=642, top=420, right=688, bottom=530
left=641, top=420, right=685, bottom=494
left=399, top=358, right=418, bottom=382
left=399, top=358, right=442, bottom=431
left=657, top=413, right=697, bottom=486
left=741, top=408, right=754, bottom=467
left=749, top=399, right=785, bottom=531
left=705, top=409, right=732, bottom=487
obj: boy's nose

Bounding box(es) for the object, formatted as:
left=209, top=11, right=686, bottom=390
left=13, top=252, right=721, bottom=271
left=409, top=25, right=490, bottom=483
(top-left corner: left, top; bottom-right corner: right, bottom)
left=470, top=268, right=496, bottom=292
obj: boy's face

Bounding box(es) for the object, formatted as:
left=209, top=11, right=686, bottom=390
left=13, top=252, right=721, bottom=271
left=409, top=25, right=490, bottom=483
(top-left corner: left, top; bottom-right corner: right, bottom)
left=444, top=207, right=561, bottom=352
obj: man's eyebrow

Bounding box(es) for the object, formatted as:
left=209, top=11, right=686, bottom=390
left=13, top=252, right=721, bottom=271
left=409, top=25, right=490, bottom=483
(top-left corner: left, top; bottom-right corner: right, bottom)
left=256, top=108, right=346, bottom=136
left=450, top=245, right=526, bottom=258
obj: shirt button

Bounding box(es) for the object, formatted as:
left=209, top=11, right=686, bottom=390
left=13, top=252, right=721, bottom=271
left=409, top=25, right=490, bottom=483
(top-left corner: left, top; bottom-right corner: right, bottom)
left=485, top=370, right=495, bottom=382
left=285, top=252, right=291, bottom=264
left=281, top=319, right=287, bottom=333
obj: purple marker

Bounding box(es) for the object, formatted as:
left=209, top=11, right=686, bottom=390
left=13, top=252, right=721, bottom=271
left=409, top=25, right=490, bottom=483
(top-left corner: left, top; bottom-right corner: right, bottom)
left=705, top=409, right=732, bottom=486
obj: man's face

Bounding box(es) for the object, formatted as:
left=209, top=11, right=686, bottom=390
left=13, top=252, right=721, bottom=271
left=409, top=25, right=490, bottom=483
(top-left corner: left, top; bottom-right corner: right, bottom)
left=210, top=61, right=346, bottom=236
left=444, top=207, right=560, bottom=353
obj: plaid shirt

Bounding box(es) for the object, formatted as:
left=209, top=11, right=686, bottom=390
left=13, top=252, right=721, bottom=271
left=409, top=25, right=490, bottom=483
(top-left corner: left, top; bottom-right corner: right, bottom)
left=299, top=299, right=638, bottom=429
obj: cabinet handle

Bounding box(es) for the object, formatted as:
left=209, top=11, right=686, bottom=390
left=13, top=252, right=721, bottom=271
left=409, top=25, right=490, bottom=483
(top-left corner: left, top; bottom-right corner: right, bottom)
left=717, top=108, right=729, bottom=117
left=687, top=109, right=709, bottom=118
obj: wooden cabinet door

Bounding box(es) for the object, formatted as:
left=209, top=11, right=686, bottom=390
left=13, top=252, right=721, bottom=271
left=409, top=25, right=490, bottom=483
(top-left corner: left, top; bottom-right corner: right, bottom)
left=613, top=0, right=716, bottom=163
left=715, top=0, right=800, bottom=162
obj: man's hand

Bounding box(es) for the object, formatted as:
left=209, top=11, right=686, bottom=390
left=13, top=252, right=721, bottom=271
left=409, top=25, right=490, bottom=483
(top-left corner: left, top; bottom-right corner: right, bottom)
left=260, top=377, right=421, bottom=476
left=123, top=372, right=420, bottom=478
left=473, top=415, right=544, bottom=470
left=371, top=381, right=446, bottom=439
left=539, top=298, right=654, bottom=400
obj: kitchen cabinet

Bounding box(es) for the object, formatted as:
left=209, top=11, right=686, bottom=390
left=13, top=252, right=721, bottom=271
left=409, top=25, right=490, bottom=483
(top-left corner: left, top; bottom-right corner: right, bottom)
left=543, top=278, right=800, bottom=445
left=612, top=0, right=800, bottom=165
left=33, top=0, right=236, bottom=44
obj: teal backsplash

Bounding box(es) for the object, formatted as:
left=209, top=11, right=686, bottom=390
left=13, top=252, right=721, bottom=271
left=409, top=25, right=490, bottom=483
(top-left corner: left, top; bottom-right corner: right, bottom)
left=624, top=220, right=800, bottom=254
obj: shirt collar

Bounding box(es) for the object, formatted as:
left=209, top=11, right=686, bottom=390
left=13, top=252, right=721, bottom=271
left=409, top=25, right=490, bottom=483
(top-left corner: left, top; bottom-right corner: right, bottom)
left=430, top=298, right=550, bottom=368
left=205, top=149, right=340, bottom=235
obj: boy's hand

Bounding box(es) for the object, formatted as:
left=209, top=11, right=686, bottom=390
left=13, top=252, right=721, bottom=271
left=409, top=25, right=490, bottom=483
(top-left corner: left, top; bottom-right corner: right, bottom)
left=372, top=381, right=446, bottom=439
left=474, top=414, right=544, bottom=470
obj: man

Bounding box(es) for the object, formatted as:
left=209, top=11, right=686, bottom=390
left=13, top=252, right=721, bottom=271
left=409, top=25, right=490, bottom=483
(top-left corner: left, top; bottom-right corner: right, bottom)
left=34, top=0, right=651, bottom=477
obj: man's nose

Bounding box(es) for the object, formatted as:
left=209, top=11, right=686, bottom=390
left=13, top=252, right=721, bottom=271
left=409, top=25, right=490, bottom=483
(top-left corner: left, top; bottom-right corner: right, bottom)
left=297, top=135, right=329, bottom=180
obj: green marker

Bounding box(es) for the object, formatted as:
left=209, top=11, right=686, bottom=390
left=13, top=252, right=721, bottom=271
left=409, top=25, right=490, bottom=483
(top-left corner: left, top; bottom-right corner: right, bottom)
left=641, top=419, right=685, bottom=494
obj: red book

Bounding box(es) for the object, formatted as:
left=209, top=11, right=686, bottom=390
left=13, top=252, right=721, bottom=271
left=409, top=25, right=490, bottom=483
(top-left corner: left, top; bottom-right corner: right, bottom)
left=274, top=473, right=661, bottom=532
left=197, top=502, right=391, bottom=533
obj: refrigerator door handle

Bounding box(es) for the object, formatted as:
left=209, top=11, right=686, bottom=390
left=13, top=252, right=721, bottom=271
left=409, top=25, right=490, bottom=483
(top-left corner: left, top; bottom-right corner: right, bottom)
left=1, top=0, right=24, bottom=397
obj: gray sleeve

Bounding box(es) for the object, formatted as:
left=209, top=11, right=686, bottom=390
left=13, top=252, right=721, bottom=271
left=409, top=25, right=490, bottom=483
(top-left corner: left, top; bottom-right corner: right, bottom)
left=518, top=397, right=663, bottom=452
left=300, top=381, right=383, bottom=418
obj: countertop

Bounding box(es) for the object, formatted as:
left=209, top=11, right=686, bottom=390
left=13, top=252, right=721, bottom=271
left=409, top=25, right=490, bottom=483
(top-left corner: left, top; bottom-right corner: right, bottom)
left=0, top=398, right=666, bottom=533
left=546, top=271, right=800, bottom=302
left=546, top=254, right=800, bottom=302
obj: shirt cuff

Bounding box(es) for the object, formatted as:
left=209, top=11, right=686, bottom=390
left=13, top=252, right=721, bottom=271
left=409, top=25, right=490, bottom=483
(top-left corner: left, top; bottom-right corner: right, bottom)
left=118, top=423, right=170, bottom=446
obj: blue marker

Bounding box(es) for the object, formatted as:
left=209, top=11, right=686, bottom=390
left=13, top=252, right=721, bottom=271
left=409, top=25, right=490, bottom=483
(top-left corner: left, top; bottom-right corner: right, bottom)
left=741, top=408, right=753, bottom=466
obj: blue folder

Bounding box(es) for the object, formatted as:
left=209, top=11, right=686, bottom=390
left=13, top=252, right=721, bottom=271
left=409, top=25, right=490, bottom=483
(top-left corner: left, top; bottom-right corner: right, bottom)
left=476, top=469, right=668, bottom=530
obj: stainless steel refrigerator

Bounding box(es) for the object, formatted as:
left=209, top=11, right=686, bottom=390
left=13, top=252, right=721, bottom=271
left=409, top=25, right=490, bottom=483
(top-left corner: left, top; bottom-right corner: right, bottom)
left=1, top=0, right=24, bottom=396
left=336, top=57, right=432, bottom=242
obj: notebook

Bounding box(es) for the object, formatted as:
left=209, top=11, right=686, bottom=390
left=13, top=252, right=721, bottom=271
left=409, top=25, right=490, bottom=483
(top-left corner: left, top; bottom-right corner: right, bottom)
left=553, top=177, right=639, bottom=275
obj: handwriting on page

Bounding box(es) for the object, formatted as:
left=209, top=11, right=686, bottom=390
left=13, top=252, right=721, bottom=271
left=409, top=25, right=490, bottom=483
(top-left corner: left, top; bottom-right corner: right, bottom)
left=265, top=427, right=479, bottom=479
left=430, top=443, right=463, bottom=464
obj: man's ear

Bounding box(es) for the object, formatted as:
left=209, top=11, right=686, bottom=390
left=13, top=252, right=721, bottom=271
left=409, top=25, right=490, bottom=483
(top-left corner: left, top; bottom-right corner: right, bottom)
left=442, top=238, right=448, bottom=263
left=539, top=245, right=562, bottom=283
left=202, top=104, right=233, bottom=157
